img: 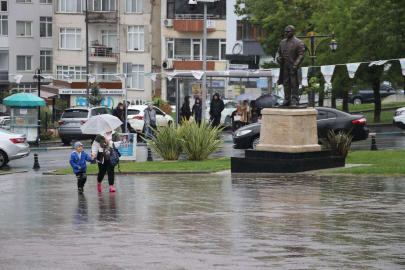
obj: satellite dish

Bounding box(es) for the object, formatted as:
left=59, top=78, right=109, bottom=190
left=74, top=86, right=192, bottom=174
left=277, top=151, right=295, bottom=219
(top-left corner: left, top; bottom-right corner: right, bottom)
left=232, top=43, right=242, bottom=55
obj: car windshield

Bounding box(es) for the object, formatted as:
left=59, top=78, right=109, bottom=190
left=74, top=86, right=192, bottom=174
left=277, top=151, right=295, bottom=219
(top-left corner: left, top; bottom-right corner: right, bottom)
left=127, top=110, right=140, bottom=115
left=61, top=110, right=89, bottom=118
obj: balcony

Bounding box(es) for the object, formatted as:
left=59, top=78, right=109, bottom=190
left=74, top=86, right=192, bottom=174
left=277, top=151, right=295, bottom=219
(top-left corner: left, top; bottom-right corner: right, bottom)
left=173, top=14, right=216, bottom=32
left=173, top=61, right=215, bottom=70
left=87, top=10, right=118, bottom=23
left=89, top=46, right=118, bottom=63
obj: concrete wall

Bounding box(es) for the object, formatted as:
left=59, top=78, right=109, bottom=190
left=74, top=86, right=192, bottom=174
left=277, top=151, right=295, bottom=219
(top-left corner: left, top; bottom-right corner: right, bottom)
left=225, top=0, right=241, bottom=55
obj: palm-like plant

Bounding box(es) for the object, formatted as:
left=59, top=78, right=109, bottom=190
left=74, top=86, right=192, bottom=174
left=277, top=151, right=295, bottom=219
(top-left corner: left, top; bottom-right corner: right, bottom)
left=142, top=124, right=182, bottom=160
left=319, top=129, right=354, bottom=157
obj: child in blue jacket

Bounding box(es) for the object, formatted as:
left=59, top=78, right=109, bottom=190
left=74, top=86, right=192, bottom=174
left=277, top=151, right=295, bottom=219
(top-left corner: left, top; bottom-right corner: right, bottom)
left=70, top=142, right=92, bottom=194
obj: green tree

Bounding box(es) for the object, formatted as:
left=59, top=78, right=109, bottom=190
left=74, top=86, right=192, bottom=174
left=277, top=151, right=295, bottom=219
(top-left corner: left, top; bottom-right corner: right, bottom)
left=88, top=83, right=104, bottom=106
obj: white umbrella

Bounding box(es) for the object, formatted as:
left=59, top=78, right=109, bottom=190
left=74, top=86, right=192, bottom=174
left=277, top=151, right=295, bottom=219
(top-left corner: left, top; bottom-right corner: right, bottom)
left=80, top=114, right=123, bottom=135
left=236, top=93, right=258, bottom=101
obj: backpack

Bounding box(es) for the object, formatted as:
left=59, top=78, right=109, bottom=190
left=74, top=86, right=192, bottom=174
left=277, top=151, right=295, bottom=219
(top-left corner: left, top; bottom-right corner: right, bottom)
left=109, top=143, right=121, bottom=171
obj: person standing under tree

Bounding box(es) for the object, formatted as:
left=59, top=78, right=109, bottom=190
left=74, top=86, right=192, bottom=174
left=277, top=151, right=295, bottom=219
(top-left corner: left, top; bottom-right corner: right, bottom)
left=209, top=93, right=224, bottom=128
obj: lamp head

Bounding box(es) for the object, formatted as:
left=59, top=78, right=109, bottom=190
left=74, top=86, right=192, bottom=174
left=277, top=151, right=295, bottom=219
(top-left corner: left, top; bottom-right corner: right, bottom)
left=329, top=39, right=338, bottom=52
left=189, top=0, right=197, bottom=10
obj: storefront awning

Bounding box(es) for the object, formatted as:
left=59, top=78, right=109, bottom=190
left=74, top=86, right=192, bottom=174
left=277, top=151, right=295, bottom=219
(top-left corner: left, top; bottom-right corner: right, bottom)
left=31, top=90, right=59, bottom=100
left=169, top=70, right=272, bottom=78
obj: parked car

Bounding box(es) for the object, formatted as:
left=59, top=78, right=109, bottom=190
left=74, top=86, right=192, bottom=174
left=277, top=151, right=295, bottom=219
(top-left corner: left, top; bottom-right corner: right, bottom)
left=349, top=84, right=404, bottom=105
left=233, top=107, right=369, bottom=149
left=0, top=129, right=30, bottom=168
left=127, top=105, right=174, bottom=134
left=0, top=116, right=10, bottom=130
left=58, top=106, right=113, bottom=145
left=393, top=107, right=405, bottom=129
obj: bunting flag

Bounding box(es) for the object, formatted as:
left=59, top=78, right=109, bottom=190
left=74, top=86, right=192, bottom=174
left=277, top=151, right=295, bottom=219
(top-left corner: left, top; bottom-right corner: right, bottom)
left=346, top=63, right=361, bottom=78
left=271, top=68, right=280, bottom=84
left=301, top=67, right=309, bottom=86
left=166, top=71, right=179, bottom=81
left=63, top=74, right=72, bottom=83
left=400, top=59, right=405, bottom=76
left=144, top=73, right=157, bottom=82
left=13, top=75, right=23, bottom=84
left=88, top=74, right=96, bottom=83
left=369, top=60, right=388, bottom=67
left=218, top=70, right=230, bottom=76
left=191, top=70, right=204, bottom=80
left=114, top=74, right=127, bottom=83
left=321, top=65, right=336, bottom=84
left=41, top=75, right=55, bottom=80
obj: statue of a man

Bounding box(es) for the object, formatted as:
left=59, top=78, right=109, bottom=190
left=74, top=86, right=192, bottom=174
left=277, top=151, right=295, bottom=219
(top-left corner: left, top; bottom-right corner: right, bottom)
left=276, top=25, right=305, bottom=107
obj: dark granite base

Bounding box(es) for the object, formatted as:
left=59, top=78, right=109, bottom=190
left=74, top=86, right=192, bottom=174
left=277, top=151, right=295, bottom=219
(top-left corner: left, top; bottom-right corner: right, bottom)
left=231, top=150, right=345, bottom=173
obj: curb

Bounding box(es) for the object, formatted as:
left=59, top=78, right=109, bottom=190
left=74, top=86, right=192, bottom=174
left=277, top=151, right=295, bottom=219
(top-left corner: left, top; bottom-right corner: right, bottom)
left=43, top=170, right=213, bottom=175
left=0, top=170, right=28, bottom=176
left=31, top=143, right=148, bottom=151
left=349, top=106, right=403, bottom=114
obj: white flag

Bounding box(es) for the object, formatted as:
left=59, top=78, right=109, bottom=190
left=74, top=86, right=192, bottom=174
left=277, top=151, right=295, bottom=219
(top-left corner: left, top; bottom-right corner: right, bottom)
left=369, top=60, right=388, bottom=67
left=63, top=74, right=72, bottom=83
left=144, top=73, right=157, bottom=82
left=219, top=70, right=230, bottom=76
left=166, top=71, right=179, bottom=81
left=191, top=70, right=204, bottom=80
left=13, top=75, right=23, bottom=84
left=272, top=68, right=280, bottom=84
left=346, top=63, right=361, bottom=78
left=41, top=75, right=55, bottom=80
left=88, top=74, right=96, bottom=83
left=321, top=65, right=336, bottom=84
left=399, top=59, right=405, bottom=76
left=301, top=67, right=309, bottom=86
left=114, top=74, right=126, bottom=83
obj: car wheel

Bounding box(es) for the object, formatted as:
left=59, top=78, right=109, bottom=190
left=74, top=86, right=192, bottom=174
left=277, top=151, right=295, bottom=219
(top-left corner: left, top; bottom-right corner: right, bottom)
left=251, top=136, right=260, bottom=149
left=224, top=116, right=232, bottom=126
left=353, top=97, right=362, bottom=105
left=61, top=138, right=71, bottom=146
left=168, top=121, right=173, bottom=127
left=0, top=150, right=8, bottom=168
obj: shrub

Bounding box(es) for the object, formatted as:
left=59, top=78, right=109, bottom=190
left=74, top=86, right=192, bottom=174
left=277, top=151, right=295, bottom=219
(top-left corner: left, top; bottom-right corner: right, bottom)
left=39, top=132, right=52, bottom=141
left=319, top=129, right=354, bottom=157
left=152, top=97, right=173, bottom=115
left=143, top=124, right=182, bottom=160
left=179, top=118, right=224, bottom=161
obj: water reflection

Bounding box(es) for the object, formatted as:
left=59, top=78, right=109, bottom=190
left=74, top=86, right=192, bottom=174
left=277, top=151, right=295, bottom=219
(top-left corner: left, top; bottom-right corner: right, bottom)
left=98, top=192, right=119, bottom=224
left=73, top=194, right=88, bottom=225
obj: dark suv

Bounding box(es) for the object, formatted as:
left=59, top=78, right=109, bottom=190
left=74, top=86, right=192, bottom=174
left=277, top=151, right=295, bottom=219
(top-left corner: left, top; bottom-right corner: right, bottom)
left=58, top=106, right=112, bottom=145
left=349, top=84, right=404, bottom=105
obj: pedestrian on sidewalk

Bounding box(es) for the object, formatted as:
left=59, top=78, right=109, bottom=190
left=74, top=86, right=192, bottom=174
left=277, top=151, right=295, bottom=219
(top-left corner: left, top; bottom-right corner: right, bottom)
left=231, top=104, right=243, bottom=134
left=250, top=106, right=261, bottom=123
left=91, top=128, right=121, bottom=193
left=240, top=100, right=251, bottom=127
left=209, top=93, right=224, bottom=128
left=113, top=103, right=125, bottom=132
left=192, top=97, right=203, bottom=126
left=144, top=103, right=157, bottom=140
left=70, top=141, right=92, bottom=194
left=180, top=95, right=191, bottom=123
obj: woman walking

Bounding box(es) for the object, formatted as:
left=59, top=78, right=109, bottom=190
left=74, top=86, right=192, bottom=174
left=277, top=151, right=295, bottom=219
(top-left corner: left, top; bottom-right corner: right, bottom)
left=91, top=127, right=121, bottom=193
left=231, top=104, right=243, bottom=134
left=240, top=100, right=251, bottom=127
left=192, top=97, right=203, bottom=125
left=180, top=95, right=191, bottom=123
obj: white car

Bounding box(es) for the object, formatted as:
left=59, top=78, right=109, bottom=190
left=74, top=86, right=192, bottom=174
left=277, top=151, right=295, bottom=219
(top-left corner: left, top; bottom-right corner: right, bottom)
left=0, top=116, right=10, bottom=130
left=0, top=129, right=30, bottom=168
left=205, top=100, right=239, bottom=126
left=127, top=105, right=174, bottom=133
left=393, top=107, right=405, bottom=129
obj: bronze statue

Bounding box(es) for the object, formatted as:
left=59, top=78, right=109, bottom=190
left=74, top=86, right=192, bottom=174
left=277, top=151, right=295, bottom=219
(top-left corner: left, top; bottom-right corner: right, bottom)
left=276, top=25, right=305, bottom=107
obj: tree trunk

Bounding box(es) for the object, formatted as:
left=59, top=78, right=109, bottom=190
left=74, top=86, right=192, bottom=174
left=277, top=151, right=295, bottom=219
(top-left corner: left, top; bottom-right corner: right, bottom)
left=318, top=96, right=324, bottom=107
left=308, top=91, right=313, bottom=107
left=373, top=78, right=382, bottom=123
left=343, top=91, right=349, bottom=112
left=331, top=91, right=336, bottom=108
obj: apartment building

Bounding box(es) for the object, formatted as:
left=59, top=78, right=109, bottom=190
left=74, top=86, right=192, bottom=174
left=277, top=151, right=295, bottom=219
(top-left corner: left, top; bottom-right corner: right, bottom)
left=160, top=0, right=227, bottom=103
left=0, top=0, right=53, bottom=92
left=52, top=0, right=161, bottom=106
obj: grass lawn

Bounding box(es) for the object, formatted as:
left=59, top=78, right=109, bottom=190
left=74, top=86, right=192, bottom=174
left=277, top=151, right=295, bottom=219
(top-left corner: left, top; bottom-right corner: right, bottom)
left=320, top=150, right=405, bottom=174
left=363, top=110, right=395, bottom=124
left=336, top=102, right=405, bottom=112
left=56, top=157, right=231, bottom=174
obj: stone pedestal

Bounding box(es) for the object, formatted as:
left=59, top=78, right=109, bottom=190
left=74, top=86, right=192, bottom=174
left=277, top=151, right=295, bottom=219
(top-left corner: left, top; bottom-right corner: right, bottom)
left=256, top=108, right=321, bottom=153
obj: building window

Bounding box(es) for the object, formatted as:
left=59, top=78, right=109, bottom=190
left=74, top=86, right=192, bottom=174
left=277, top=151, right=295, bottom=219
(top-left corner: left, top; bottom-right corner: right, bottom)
left=56, top=0, right=83, bottom=13
left=40, top=0, right=52, bottom=3
left=168, top=38, right=225, bottom=61
left=167, top=0, right=226, bottom=19
left=237, top=21, right=263, bottom=41
left=129, top=64, right=144, bottom=89
left=101, top=30, right=118, bottom=51
left=0, top=15, right=7, bottom=36
left=40, top=51, right=52, bottom=71
left=126, top=0, right=141, bottom=13
left=102, top=67, right=117, bottom=81
left=59, top=28, right=81, bottom=50
left=174, top=39, right=191, bottom=60
left=16, top=0, right=31, bottom=3
left=127, top=26, right=144, bottom=51
left=40, top=17, right=52, bottom=38
left=0, top=52, right=8, bottom=70
left=207, top=39, right=219, bottom=60
left=12, top=84, right=37, bottom=93
left=220, top=39, right=226, bottom=60
left=0, top=1, right=7, bottom=11
left=93, top=0, right=115, bottom=11
left=57, top=66, right=86, bottom=79
left=167, top=38, right=174, bottom=59
left=17, top=56, right=32, bottom=71
left=16, top=21, right=31, bottom=37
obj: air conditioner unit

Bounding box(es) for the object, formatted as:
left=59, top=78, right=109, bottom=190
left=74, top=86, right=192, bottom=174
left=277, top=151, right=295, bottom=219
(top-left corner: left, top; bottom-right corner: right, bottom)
left=162, top=60, right=174, bottom=70
left=163, top=19, right=173, bottom=27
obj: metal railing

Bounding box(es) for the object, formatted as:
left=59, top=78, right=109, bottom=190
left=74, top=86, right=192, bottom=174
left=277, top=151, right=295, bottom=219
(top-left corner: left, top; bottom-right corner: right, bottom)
left=90, top=46, right=118, bottom=57
left=175, top=14, right=214, bottom=20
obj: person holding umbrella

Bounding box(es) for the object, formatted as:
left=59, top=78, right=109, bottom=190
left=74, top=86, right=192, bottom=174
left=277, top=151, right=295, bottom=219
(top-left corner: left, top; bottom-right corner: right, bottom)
left=80, top=114, right=122, bottom=193
left=240, top=100, right=251, bottom=127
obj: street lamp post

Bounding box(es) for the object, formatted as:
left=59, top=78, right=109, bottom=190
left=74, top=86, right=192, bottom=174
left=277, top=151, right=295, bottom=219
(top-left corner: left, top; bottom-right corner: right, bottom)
left=33, top=68, right=41, bottom=145
left=297, top=32, right=337, bottom=107
left=85, top=0, right=90, bottom=105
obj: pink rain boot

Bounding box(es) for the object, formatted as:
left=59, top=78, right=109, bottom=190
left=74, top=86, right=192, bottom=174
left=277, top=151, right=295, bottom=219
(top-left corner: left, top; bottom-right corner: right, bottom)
left=97, top=182, right=102, bottom=192
left=109, top=186, right=116, bottom=193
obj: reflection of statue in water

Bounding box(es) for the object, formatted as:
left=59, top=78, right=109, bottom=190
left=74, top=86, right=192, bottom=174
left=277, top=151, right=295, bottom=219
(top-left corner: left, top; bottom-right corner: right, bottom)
left=276, top=25, right=305, bottom=107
